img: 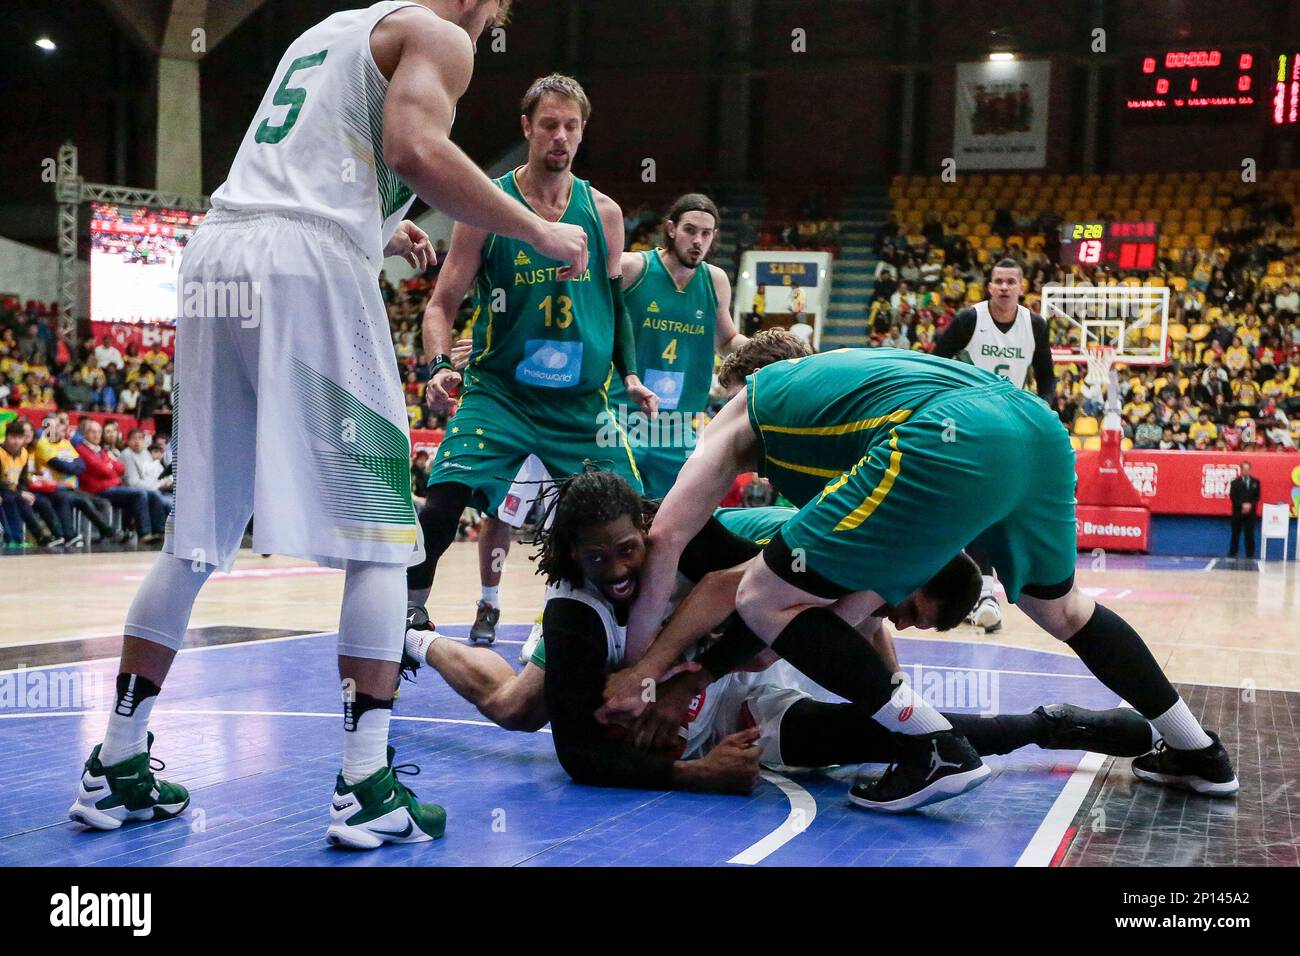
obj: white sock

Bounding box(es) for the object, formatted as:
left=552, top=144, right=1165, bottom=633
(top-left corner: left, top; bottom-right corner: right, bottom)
left=100, top=675, right=159, bottom=765
left=871, top=680, right=953, bottom=735
left=980, top=575, right=996, bottom=601
left=342, top=702, right=391, bottom=786
left=1150, top=698, right=1213, bottom=751
left=481, top=585, right=499, bottom=607
left=405, top=626, right=444, bottom=666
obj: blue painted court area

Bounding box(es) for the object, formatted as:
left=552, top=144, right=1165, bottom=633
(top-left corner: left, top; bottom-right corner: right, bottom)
left=0, top=625, right=1121, bottom=867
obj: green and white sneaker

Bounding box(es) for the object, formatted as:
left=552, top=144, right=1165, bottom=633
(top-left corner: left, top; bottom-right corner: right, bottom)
left=68, top=733, right=190, bottom=830
left=326, top=748, right=446, bottom=849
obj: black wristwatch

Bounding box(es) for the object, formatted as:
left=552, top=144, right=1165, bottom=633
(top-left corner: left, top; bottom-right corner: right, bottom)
left=429, top=353, right=453, bottom=374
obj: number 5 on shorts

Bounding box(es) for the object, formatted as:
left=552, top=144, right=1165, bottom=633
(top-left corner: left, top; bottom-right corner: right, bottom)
left=255, top=50, right=328, bottom=144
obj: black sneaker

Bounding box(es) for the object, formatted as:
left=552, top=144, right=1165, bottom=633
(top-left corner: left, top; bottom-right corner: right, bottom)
left=1131, top=731, right=1239, bottom=796
left=398, top=604, right=434, bottom=685
left=469, top=601, right=499, bottom=645
left=848, top=731, right=990, bottom=812
left=1034, top=704, right=1155, bottom=757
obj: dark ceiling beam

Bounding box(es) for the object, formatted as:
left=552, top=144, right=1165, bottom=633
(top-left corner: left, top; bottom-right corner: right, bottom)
left=98, top=0, right=165, bottom=55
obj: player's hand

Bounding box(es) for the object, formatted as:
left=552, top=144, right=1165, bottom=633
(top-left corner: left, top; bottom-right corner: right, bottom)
left=624, top=376, right=659, bottom=418
left=693, top=728, right=762, bottom=794
left=597, top=665, right=654, bottom=723
left=533, top=221, right=588, bottom=281
left=385, top=220, right=435, bottom=271
left=425, top=367, right=462, bottom=412
left=630, top=672, right=705, bottom=753
left=450, top=337, right=473, bottom=371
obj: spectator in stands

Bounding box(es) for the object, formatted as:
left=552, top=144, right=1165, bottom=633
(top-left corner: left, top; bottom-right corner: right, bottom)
left=31, top=414, right=121, bottom=547
left=18, top=322, right=48, bottom=366
left=883, top=322, right=910, bottom=350
left=1188, top=411, right=1218, bottom=444
left=1227, top=463, right=1261, bottom=558
left=411, top=450, right=431, bottom=509
left=93, top=336, right=124, bottom=371
left=1134, top=412, right=1163, bottom=449
left=117, top=381, right=140, bottom=416
left=874, top=213, right=900, bottom=253
left=75, top=418, right=166, bottom=544
left=1, top=421, right=62, bottom=550
left=889, top=280, right=916, bottom=313
left=122, top=427, right=173, bottom=507
left=1158, top=427, right=1181, bottom=450
left=873, top=259, right=899, bottom=303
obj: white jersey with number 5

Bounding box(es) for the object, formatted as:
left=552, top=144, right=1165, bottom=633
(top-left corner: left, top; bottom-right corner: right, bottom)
left=210, top=0, right=422, bottom=266
left=966, top=300, right=1036, bottom=386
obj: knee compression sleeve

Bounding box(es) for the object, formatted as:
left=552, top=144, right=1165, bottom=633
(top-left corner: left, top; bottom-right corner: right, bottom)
left=123, top=553, right=214, bottom=652
left=339, top=560, right=407, bottom=663
left=407, top=483, right=471, bottom=592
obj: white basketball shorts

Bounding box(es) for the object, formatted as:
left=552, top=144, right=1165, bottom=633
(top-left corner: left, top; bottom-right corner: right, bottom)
left=164, top=209, right=422, bottom=572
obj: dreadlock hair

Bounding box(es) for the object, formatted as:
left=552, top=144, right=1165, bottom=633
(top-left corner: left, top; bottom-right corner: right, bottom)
left=532, top=465, right=655, bottom=588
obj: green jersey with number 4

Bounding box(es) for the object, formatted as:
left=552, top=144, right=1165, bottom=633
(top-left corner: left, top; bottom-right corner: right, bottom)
left=467, top=168, right=613, bottom=396
left=617, top=250, right=718, bottom=413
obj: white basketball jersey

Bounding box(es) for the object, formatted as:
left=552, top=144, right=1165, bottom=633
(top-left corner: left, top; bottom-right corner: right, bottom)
left=209, top=1, right=423, bottom=266
left=545, top=582, right=628, bottom=669
left=966, top=300, right=1036, bottom=386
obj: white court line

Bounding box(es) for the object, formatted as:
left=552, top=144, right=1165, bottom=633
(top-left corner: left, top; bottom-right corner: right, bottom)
left=1015, top=750, right=1106, bottom=867
left=0, top=707, right=552, bottom=734
left=728, top=770, right=818, bottom=865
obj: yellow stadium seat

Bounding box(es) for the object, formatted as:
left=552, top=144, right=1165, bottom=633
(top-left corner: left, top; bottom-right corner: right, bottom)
left=1168, top=323, right=1188, bottom=342
left=1083, top=435, right=1102, bottom=451
left=1194, top=234, right=1212, bottom=250
left=1167, top=275, right=1188, bottom=291
left=1121, top=438, right=1134, bottom=451
left=1269, top=260, right=1287, bottom=276
left=1074, top=416, right=1100, bottom=437
left=1070, top=435, right=1083, bottom=450
left=1189, top=322, right=1212, bottom=341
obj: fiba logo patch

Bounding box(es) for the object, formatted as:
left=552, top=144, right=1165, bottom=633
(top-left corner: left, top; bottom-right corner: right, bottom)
left=502, top=493, right=520, bottom=517
left=686, top=689, right=707, bottom=722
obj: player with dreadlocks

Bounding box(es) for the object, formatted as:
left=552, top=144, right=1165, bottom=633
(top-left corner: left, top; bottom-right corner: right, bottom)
left=402, top=468, right=1157, bottom=794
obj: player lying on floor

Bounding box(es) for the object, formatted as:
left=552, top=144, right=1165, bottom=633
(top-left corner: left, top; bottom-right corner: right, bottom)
left=402, top=470, right=1156, bottom=795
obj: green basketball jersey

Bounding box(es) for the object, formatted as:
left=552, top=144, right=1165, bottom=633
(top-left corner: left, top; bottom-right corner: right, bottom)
left=746, top=347, right=1009, bottom=506
left=714, top=506, right=796, bottom=545
left=467, top=169, right=612, bottom=395
left=617, top=250, right=718, bottom=413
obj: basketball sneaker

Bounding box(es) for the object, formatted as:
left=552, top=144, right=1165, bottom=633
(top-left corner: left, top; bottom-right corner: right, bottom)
left=68, top=732, right=190, bottom=830
left=969, top=595, right=1002, bottom=632
left=848, top=730, right=990, bottom=812
left=1034, top=703, right=1155, bottom=757
left=469, top=600, right=499, bottom=645
left=1131, top=732, right=1239, bottom=796
left=519, top=609, right=544, bottom=665
left=326, top=747, right=446, bottom=849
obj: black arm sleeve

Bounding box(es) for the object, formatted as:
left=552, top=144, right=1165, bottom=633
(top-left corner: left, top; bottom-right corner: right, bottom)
left=695, top=613, right=768, bottom=679
left=676, top=515, right=763, bottom=583
left=610, top=276, right=638, bottom=380
left=933, top=307, right=978, bottom=359
left=1030, top=312, right=1057, bottom=402
left=542, top=598, right=676, bottom=789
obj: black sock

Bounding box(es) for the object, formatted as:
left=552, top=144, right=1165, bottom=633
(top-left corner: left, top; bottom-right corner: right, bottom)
left=1066, top=604, right=1178, bottom=720
left=696, top=615, right=768, bottom=678
left=770, top=606, right=896, bottom=711
left=947, top=712, right=1047, bottom=755
left=779, top=704, right=1049, bottom=766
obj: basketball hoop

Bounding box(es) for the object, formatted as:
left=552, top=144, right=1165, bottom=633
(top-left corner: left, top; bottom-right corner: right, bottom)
left=1085, top=344, right=1116, bottom=388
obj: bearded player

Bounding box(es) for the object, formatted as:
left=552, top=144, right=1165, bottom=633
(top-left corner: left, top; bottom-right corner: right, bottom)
left=408, top=73, right=657, bottom=637
left=934, top=258, right=1056, bottom=632
left=467, top=192, right=747, bottom=649
left=69, top=0, right=595, bottom=850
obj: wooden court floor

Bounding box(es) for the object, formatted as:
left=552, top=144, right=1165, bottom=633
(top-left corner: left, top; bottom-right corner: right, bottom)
left=2, top=543, right=1298, bottom=694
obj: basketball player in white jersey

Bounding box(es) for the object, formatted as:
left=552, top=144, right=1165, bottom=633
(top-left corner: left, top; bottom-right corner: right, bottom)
left=934, top=258, right=1056, bottom=632
left=68, top=0, right=592, bottom=851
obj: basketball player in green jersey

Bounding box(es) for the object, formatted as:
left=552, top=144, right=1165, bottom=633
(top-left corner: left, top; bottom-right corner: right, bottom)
left=468, top=193, right=747, bottom=647
left=408, top=74, right=656, bottom=612
left=608, top=335, right=1238, bottom=811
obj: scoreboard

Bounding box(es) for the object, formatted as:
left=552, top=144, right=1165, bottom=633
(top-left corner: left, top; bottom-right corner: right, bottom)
left=1124, top=48, right=1300, bottom=125
left=1059, top=221, right=1159, bottom=271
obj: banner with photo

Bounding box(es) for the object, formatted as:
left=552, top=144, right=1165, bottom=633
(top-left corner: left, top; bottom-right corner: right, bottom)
left=953, top=59, right=1051, bottom=169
